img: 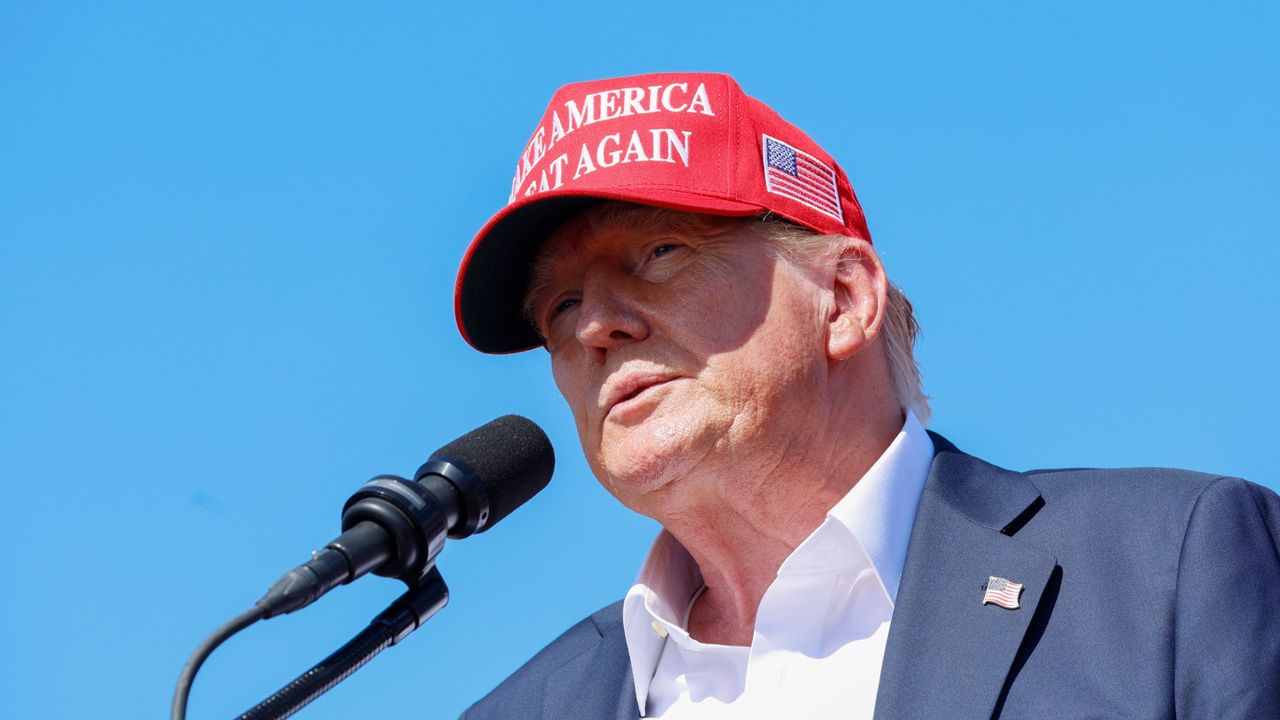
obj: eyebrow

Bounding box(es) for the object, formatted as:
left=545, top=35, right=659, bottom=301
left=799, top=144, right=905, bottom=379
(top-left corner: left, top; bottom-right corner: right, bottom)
left=519, top=208, right=751, bottom=329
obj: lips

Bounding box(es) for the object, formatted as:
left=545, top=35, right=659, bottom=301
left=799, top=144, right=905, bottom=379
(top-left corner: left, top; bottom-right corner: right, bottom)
left=602, top=372, right=678, bottom=418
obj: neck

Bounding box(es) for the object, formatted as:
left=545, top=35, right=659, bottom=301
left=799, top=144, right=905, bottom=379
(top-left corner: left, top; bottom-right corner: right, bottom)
left=655, top=396, right=904, bottom=645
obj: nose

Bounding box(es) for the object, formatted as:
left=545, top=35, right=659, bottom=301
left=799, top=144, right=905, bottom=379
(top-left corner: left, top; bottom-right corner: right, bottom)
left=573, top=275, right=649, bottom=363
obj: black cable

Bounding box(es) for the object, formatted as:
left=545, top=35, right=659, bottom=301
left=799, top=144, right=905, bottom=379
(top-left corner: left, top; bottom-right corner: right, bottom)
left=172, top=604, right=267, bottom=720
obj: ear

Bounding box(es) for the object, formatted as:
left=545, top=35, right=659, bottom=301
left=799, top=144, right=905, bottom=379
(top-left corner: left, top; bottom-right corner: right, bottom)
left=826, top=237, right=888, bottom=362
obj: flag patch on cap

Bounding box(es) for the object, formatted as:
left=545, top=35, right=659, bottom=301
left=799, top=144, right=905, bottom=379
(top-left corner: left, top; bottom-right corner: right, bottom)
left=762, top=134, right=843, bottom=223
left=982, top=576, right=1024, bottom=610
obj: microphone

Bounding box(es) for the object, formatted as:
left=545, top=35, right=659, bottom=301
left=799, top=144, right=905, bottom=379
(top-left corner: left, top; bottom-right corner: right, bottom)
left=256, top=415, right=554, bottom=618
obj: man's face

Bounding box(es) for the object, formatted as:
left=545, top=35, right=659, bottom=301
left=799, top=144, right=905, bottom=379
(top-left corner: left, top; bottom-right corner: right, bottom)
left=525, top=207, right=833, bottom=515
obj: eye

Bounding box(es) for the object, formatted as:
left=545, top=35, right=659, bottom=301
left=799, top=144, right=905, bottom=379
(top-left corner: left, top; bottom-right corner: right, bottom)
left=544, top=296, right=579, bottom=326
left=641, top=241, right=687, bottom=268
left=634, top=240, right=689, bottom=281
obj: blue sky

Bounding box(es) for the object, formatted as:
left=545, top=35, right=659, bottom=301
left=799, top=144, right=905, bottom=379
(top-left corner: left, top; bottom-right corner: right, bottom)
left=2, top=2, right=1277, bottom=718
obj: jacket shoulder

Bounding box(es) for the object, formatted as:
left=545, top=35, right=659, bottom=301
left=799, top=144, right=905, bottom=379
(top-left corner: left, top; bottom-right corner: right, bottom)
left=1023, top=465, right=1228, bottom=505
left=1025, top=465, right=1280, bottom=521
left=1018, top=465, right=1266, bottom=542
left=461, top=600, right=625, bottom=720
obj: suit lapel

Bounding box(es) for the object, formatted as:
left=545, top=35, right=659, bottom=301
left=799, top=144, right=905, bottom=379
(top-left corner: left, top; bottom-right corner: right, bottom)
left=541, top=605, right=639, bottom=720
left=874, top=435, right=1057, bottom=720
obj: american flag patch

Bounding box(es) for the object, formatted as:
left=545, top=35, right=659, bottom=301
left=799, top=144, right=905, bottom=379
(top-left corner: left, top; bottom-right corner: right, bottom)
left=762, top=134, right=843, bottom=223
left=983, top=576, right=1024, bottom=610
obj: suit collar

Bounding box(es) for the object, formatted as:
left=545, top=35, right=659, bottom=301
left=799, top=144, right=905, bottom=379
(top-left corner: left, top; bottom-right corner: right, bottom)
left=874, top=433, right=1057, bottom=720
left=922, top=432, right=1044, bottom=534
left=542, top=602, right=640, bottom=720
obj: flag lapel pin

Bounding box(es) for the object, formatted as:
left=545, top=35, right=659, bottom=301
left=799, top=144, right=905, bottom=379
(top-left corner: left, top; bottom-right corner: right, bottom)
left=982, top=576, right=1024, bottom=610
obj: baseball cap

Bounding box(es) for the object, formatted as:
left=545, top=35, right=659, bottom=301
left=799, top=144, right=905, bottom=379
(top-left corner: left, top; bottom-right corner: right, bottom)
left=455, top=71, right=870, bottom=354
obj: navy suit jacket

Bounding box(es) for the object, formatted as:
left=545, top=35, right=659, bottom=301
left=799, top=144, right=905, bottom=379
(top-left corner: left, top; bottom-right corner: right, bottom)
left=463, top=434, right=1280, bottom=719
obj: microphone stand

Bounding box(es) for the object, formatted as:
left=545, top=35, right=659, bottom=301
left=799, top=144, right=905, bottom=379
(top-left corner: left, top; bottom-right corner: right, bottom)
left=237, top=568, right=449, bottom=720
left=173, top=416, right=553, bottom=719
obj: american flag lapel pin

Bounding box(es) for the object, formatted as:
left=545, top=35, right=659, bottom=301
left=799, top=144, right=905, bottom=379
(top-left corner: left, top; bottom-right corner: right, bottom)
left=982, top=576, right=1024, bottom=610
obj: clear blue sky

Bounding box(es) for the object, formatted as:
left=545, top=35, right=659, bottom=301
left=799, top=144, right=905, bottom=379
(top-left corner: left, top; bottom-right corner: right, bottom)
left=2, top=2, right=1276, bottom=718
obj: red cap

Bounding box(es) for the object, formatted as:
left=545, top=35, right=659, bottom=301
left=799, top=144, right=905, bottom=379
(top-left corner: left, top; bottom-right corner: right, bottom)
left=455, top=71, right=870, bottom=354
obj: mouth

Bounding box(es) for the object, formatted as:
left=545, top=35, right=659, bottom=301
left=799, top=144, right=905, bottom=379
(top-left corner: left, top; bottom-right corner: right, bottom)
left=604, top=373, right=678, bottom=419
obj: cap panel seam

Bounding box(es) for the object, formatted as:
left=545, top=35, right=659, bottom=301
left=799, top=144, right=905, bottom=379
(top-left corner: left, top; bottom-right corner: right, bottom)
left=728, top=76, right=743, bottom=203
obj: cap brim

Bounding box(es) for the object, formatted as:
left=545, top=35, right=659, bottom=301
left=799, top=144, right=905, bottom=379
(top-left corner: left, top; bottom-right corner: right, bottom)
left=455, top=188, right=763, bottom=354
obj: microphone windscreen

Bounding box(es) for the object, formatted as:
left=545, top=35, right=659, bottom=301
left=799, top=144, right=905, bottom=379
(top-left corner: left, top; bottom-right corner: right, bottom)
left=431, top=415, right=554, bottom=531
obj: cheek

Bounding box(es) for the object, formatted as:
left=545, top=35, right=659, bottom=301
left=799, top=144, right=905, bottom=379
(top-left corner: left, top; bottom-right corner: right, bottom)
left=551, top=357, right=589, bottom=427
left=663, top=256, right=787, bottom=353
left=705, top=287, right=828, bottom=412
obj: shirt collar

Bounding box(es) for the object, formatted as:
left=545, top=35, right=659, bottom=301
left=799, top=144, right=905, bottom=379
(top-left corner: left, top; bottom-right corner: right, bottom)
left=825, top=409, right=933, bottom=602
left=623, top=530, right=698, bottom=713
left=621, top=410, right=934, bottom=714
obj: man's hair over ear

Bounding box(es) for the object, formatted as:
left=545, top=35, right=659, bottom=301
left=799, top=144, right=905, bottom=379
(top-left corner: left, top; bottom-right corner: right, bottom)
left=755, top=217, right=931, bottom=423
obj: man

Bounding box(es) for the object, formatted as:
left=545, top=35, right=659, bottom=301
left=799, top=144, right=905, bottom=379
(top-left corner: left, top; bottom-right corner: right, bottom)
left=452, top=73, right=1280, bottom=718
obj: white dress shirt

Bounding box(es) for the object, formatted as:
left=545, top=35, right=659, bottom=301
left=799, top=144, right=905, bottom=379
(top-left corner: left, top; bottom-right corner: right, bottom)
left=621, top=411, right=934, bottom=718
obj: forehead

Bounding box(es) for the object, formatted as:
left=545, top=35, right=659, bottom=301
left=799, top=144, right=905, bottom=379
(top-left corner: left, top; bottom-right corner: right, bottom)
left=530, top=204, right=747, bottom=281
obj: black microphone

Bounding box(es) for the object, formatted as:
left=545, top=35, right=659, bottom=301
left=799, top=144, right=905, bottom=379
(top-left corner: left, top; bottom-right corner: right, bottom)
left=256, top=415, right=554, bottom=618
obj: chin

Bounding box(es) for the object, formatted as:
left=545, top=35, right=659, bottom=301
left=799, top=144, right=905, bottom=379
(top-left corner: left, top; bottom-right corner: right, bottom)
left=598, top=415, right=712, bottom=502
